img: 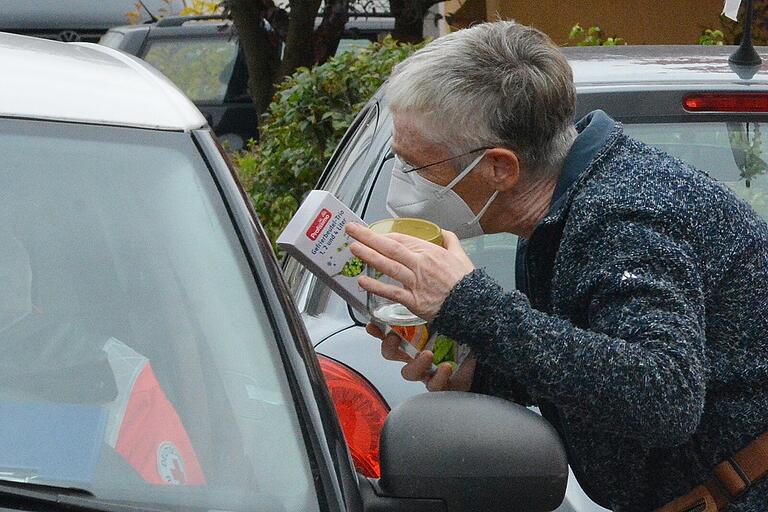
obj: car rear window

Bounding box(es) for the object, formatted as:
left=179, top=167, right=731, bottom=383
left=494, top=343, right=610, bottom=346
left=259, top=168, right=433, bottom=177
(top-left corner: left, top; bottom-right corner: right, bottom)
left=624, top=121, right=768, bottom=218
left=142, top=36, right=239, bottom=104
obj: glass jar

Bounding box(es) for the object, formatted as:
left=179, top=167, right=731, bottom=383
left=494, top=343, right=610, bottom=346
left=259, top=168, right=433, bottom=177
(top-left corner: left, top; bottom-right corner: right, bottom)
left=366, top=218, right=443, bottom=326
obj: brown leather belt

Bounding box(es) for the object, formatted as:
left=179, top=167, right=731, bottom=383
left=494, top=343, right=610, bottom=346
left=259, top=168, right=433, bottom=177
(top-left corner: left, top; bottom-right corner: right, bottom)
left=656, top=432, right=768, bottom=512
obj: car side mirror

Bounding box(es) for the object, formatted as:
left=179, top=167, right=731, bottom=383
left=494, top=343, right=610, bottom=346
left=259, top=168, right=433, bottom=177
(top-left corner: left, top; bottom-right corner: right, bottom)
left=368, top=392, right=567, bottom=512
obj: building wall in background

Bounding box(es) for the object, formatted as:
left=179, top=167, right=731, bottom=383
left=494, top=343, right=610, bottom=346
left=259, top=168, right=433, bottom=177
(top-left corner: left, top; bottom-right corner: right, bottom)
left=458, top=0, right=726, bottom=45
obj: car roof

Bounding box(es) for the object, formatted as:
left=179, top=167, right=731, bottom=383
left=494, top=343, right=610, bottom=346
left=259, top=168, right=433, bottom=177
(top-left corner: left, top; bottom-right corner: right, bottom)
left=563, top=45, right=768, bottom=90
left=0, top=31, right=206, bottom=131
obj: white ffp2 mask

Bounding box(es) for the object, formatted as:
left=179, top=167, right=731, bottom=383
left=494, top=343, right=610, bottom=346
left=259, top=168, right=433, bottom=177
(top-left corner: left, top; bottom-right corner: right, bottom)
left=385, top=151, right=498, bottom=239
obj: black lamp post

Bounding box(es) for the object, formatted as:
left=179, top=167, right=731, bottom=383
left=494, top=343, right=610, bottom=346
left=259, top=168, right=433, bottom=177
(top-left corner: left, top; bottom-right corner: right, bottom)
left=730, top=0, right=763, bottom=66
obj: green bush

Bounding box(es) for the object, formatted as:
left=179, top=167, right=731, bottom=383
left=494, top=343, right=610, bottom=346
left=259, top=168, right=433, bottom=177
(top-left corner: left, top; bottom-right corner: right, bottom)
left=233, top=36, right=425, bottom=247
left=568, top=24, right=625, bottom=46
left=699, top=28, right=726, bottom=45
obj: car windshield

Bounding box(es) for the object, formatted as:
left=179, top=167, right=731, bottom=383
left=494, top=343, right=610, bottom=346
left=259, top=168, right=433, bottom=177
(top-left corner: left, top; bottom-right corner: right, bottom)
left=624, top=121, right=768, bottom=217
left=0, top=119, right=320, bottom=512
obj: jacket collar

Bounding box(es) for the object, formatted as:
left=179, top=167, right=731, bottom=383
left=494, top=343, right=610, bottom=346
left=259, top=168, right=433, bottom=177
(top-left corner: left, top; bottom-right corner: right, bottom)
left=516, top=111, right=622, bottom=299
left=543, top=110, right=623, bottom=227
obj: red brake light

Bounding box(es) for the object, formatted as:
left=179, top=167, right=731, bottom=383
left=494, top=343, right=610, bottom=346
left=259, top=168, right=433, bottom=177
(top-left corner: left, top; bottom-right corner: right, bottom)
left=318, top=355, right=389, bottom=478
left=683, top=93, right=768, bottom=112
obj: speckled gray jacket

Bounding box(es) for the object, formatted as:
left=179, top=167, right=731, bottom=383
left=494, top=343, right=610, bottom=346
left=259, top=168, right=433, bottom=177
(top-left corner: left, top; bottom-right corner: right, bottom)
left=432, top=111, right=768, bottom=511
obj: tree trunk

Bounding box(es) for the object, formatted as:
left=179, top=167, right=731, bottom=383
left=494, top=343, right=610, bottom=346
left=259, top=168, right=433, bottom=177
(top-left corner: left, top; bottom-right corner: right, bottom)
left=391, top=0, right=445, bottom=42
left=228, top=0, right=281, bottom=116
left=279, top=0, right=323, bottom=78
left=312, top=0, right=349, bottom=64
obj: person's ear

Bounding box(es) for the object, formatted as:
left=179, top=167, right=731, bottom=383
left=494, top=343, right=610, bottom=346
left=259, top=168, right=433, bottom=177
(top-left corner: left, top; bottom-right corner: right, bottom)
left=484, top=148, right=520, bottom=192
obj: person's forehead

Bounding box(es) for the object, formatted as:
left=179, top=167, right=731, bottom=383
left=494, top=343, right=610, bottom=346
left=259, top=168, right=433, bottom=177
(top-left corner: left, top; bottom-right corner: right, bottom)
left=391, top=113, right=445, bottom=159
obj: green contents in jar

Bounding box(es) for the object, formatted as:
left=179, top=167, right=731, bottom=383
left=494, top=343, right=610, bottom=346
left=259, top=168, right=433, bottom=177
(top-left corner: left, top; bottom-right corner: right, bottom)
left=432, top=334, right=456, bottom=365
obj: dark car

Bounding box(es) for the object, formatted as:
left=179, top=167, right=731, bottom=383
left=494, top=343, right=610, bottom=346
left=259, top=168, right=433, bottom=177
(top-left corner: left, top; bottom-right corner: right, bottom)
left=0, top=0, right=182, bottom=42
left=100, top=15, right=395, bottom=151
left=284, top=44, right=768, bottom=512
left=0, top=31, right=569, bottom=512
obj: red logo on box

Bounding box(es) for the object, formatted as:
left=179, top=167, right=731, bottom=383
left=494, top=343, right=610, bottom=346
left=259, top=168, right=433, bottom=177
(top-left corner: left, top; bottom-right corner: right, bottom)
left=307, top=209, right=332, bottom=240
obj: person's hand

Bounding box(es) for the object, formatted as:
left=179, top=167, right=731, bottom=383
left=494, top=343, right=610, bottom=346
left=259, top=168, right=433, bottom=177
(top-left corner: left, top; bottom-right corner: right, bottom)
left=367, top=323, right=476, bottom=392
left=346, top=224, right=475, bottom=322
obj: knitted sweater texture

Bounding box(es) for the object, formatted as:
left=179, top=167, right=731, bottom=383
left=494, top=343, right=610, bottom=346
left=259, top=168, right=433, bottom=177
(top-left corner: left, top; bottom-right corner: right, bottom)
left=432, top=121, right=768, bottom=511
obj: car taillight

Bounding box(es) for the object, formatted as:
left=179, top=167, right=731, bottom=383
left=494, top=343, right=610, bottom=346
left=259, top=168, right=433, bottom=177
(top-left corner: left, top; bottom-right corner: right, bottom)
left=683, top=93, right=768, bottom=112
left=318, top=354, right=389, bottom=478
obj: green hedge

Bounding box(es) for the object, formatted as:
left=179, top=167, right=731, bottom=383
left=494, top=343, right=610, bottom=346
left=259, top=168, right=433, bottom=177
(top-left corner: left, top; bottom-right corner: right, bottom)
left=233, top=36, right=425, bottom=247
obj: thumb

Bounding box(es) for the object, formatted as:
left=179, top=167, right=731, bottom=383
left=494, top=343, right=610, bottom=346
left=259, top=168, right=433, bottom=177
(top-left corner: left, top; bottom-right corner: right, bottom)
left=441, top=229, right=463, bottom=254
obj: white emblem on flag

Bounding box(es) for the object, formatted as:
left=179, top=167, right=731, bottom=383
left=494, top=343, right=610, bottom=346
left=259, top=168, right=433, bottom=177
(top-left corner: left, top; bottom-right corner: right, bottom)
left=157, top=442, right=187, bottom=485
left=723, top=0, right=743, bottom=21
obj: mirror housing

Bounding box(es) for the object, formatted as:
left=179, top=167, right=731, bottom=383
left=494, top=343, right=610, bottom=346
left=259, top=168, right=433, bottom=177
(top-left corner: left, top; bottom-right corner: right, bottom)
left=377, top=392, right=567, bottom=512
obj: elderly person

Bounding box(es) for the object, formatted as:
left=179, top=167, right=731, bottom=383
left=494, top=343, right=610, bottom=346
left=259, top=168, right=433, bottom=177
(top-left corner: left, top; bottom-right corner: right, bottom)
left=346, top=21, right=768, bottom=512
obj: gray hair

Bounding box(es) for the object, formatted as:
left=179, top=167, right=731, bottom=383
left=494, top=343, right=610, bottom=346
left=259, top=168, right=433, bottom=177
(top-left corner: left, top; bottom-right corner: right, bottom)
left=386, top=21, right=577, bottom=175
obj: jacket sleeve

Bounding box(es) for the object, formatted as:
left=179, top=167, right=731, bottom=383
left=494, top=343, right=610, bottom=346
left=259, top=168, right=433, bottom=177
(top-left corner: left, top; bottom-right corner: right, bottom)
left=470, top=358, right=534, bottom=406
left=433, top=216, right=708, bottom=448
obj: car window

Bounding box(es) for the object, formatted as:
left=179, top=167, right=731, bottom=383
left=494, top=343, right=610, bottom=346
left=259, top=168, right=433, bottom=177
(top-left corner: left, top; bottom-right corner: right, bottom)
left=363, top=152, right=393, bottom=223
left=0, top=119, right=319, bottom=512
left=322, top=105, right=380, bottom=210
left=284, top=105, right=380, bottom=308
left=335, top=38, right=371, bottom=55
left=624, top=121, right=768, bottom=218
left=142, top=36, right=239, bottom=104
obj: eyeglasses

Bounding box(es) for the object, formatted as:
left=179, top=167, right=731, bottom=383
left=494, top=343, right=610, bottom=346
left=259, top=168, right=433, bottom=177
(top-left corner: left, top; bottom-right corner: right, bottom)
left=391, top=146, right=492, bottom=174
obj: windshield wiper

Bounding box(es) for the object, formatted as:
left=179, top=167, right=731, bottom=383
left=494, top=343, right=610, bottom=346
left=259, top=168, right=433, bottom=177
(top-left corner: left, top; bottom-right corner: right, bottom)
left=0, top=480, right=166, bottom=512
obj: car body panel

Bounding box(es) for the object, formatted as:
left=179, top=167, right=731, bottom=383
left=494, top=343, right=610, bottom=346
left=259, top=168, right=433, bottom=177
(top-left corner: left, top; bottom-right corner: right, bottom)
left=566, top=45, right=768, bottom=86
left=0, top=32, right=206, bottom=131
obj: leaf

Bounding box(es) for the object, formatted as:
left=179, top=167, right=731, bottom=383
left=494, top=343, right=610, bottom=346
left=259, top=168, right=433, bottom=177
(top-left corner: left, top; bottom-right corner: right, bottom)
left=568, top=24, right=583, bottom=40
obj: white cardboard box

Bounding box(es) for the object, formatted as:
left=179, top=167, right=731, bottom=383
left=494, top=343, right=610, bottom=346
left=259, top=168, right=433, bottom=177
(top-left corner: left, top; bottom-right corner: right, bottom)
left=279, top=191, right=468, bottom=375
left=277, top=190, right=369, bottom=315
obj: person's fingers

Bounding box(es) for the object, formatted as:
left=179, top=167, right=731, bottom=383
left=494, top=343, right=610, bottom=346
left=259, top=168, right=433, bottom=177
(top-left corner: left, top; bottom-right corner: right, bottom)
left=401, top=351, right=434, bottom=381
left=385, top=232, right=435, bottom=250
left=356, top=274, right=411, bottom=305
left=441, top=229, right=462, bottom=253
left=381, top=333, right=411, bottom=362
left=451, top=357, right=476, bottom=392
left=426, top=363, right=453, bottom=391
left=349, top=241, right=415, bottom=287
left=346, top=223, right=419, bottom=268
left=441, top=229, right=475, bottom=269
left=365, top=322, right=385, bottom=339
